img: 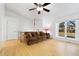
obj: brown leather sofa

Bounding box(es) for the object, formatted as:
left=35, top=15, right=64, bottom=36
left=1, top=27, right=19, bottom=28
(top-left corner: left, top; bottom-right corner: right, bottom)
left=20, top=31, right=50, bottom=45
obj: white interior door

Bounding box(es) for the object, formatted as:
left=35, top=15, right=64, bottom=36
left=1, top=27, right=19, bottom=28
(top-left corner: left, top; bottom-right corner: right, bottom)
left=6, top=17, right=19, bottom=40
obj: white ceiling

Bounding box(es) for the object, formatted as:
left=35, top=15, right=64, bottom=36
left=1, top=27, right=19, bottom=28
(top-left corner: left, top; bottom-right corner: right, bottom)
left=5, top=3, right=54, bottom=20
left=53, top=3, right=79, bottom=18
left=5, top=3, right=79, bottom=20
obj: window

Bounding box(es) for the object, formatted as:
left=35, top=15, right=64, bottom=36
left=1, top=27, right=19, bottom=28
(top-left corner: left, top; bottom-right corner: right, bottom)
left=67, top=20, right=75, bottom=38
left=58, top=20, right=75, bottom=38
left=59, top=22, right=65, bottom=37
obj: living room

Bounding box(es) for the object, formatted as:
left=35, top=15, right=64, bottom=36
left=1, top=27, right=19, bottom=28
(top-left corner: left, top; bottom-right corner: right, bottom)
left=0, top=3, right=79, bottom=56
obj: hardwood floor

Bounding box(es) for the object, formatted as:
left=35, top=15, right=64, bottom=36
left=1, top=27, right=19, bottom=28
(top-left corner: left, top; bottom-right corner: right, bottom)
left=0, top=39, right=79, bottom=56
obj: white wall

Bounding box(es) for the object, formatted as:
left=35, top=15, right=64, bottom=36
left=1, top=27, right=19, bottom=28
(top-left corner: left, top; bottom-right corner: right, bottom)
left=6, top=16, right=19, bottom=40
left=35, top=18, right=43, bottom=31
left=42, top=15, right=55, bottom=38
left=5, top=8, right=35, bottom=40
left=0, top=16, right=2, bottom=40
left=0, top=3, right=5, bottom=48
left=0, top=4, right=35, bottom=41
left=20, top=17, right=34, bottom=32
left=76, top=20, right=79, bottom=41
left=0, top=3, right=5, bottom=41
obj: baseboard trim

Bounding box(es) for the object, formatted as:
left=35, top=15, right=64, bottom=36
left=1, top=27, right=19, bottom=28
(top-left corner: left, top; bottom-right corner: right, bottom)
left=54, top=37, right=79, bottom=45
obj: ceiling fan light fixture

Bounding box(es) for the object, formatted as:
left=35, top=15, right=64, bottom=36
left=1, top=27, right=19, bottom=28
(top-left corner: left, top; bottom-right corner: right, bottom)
left=37, top=7, right=43, bottom=11
left=29, top=3, right=51, bottom=14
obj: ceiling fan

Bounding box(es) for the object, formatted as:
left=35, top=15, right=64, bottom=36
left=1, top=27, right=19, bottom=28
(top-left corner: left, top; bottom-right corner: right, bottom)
left=29, top=3, right=51, bottom=14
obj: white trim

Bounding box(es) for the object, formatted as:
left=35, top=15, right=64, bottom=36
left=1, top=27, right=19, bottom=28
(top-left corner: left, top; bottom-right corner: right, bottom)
left=55, top=36, right=79, bottom=44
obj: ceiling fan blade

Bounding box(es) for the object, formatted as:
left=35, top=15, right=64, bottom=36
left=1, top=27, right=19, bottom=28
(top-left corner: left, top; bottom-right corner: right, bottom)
left=38, top=11, right=41, bottom=14
left=43, top=8, right=50, bottom=12
left=42, top=3, right=50, bottom=7
left=29, top=8, right=36, bottom=11
left=34, top=3, right=38, bottom=6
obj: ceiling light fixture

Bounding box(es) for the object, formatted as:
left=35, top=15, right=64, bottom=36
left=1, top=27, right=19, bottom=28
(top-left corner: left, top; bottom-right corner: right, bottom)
left=37, top=7, right=43, bottom=11
left=29, top=3, right=51, bottom=14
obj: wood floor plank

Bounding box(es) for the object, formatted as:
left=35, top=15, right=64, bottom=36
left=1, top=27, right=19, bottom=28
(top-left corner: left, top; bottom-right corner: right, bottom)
left=0, top=39, right=79, bottom=56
